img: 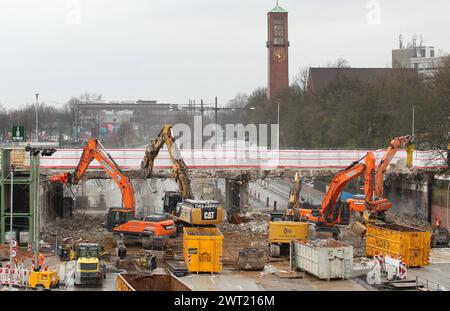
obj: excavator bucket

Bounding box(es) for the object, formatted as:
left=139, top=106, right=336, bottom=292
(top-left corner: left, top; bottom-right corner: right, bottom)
left=50, top=173, right=70, bottom=184
left=227, top=213, right=251, bottom=225
left=351, top=221, right=367, bottom=238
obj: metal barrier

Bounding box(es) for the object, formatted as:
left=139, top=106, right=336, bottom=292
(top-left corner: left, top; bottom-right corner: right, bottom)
left=415, top=276, right=447, bottom=291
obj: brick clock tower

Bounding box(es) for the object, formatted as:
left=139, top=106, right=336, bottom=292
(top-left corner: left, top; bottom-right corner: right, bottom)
left=267, top=3, right=289, bottom=100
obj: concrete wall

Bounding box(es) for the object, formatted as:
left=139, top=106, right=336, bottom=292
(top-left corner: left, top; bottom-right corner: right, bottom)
left=384, top=173, right=433, bottom=222
left=431, top=180, right=450, bottom=229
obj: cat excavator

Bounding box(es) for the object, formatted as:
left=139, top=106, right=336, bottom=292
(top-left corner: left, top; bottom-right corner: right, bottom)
left=141, top=124, right=223, bottom=226
left=51, top=138, right=176, bottom=244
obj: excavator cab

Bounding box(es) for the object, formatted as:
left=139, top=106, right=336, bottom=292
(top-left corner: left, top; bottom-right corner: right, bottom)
left=163, top=191, right=183, bottom=214
left=106, top=209, right=134, bottom=231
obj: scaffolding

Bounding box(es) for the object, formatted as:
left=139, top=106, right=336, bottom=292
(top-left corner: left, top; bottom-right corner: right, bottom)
left=0, top=148, right=39, bottom=245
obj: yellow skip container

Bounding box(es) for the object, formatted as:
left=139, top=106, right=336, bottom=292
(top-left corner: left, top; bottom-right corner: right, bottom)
left=366, top=223, right=431, bottom=267
left=269, top=221, right=309, bottom=244
left=183, top=227, right=224, bottom=273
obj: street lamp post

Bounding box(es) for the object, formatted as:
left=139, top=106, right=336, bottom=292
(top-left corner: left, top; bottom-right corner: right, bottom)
left=8, top=165, right=14, bottom=291
left=35, top=93, right=39, bottom=142
left=181, top=101, right=256, bottom=148
left=447, top=181, right=449, bottom=229
left=215, top=97, right=218, bottom=148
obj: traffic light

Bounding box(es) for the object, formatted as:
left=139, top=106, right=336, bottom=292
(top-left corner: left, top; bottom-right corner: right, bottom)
left=41, top=148, right=57, bottom=157
left=24, top=146, right=57, bottom=157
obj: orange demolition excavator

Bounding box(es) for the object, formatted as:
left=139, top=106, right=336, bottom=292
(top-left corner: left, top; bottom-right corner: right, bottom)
left=51, top=138, right=176, bottom=240
left=295, top=152, right=376, bottom=236
left=347, top=135, right=413, bottom=220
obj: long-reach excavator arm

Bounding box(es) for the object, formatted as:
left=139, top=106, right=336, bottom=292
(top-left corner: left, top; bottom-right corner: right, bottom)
left=284, top=172, right=303, bottom=220
left=347, top=135, right=413, bottom=216
left=51, top=138, right=136, bottom=213
left=375, top=135, right=413, bottom=198
left=141, top=124, right=193, bottom=199
left=298, top=152, right=375, bottom=229
left=141, top=125, right=223, bottom=226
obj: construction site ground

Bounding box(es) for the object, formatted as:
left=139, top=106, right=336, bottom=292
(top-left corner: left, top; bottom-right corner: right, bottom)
left=2, top=184, right=449, bottom=291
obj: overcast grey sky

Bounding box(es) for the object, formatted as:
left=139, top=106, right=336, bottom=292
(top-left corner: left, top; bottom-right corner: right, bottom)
left=0, top=0, right=449, bottom=108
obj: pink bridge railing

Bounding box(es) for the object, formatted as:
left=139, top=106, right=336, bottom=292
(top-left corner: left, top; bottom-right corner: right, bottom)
left=27, top=148, right=446, bottom=171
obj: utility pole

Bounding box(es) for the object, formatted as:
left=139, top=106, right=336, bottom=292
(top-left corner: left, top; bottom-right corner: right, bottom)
left=201, top=99, right=204, bottom=148
left=215, top=97, right=218, bottom=149
left=412, top=105, right=415, bottom=138
left=8, top=164, right=14, bottom=291
left=35, top=93, right=39, bottom=142
left=35, top=154, right=40, bottom=270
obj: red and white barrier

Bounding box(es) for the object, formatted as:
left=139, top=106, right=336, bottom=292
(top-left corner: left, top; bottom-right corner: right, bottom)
left=0, top=265, right=30, bottom=287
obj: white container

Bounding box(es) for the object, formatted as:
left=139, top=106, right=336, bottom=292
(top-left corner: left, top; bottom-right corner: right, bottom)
left=292, top=239, right=353, bottom=280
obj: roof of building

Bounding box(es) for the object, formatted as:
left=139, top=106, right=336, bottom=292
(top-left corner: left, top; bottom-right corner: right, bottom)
left=307, top=67, right=417, bottom=92
left=269, top=5, right=288, bottom=13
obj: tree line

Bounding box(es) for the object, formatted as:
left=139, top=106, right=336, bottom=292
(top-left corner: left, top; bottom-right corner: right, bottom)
left=221, top=56, right=450, bottom=157
left=1, top=57, right=448, bottom=154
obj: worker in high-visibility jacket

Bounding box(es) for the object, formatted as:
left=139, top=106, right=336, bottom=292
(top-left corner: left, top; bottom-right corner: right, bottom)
left=31, top=253, right=44, bottom=271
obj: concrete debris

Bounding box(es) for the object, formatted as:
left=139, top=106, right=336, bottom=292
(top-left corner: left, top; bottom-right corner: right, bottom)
left=227, top=213, right=251, bottom=225
left=220, top=212, right=270, bottom=235
left=42, top=213, right=109, bottom=245
left=385, top=212, right=432, bottom=231
left=259, top=264, right=287, bottom=277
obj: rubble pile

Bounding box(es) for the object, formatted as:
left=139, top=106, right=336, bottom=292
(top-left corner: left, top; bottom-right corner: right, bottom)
left=385, top=211, right=432, bottom=231
left=220, top=212, right=270, bottom=236
left=42, top=213, right=109, bottom=242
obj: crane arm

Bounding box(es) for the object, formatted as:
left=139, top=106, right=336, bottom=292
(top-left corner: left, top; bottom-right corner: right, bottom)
left=51, top=138, right=136, bottom=212
left=141, top=125, right=193, bottom=199
left=375, top=135, right=412, bottom=198
left=288, top=172, right=302, bottom=210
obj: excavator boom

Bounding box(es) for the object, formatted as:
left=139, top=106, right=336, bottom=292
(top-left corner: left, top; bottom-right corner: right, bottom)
left=375, top=135, right=413, bottom=198
left=142, top=125, right=223, bottom=226
left=141, top=125, right=193, bottom=199
left=298, top=152, right=375, bottom=228
left=51, top=138, right=136, bottom=213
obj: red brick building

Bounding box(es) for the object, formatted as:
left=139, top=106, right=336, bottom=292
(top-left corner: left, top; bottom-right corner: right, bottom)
left=267, top=4, right=289, bottom=100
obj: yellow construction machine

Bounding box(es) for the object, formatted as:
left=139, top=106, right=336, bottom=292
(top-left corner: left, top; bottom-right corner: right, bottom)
left=141, top=124, right=223, bottom=227
left=268, top=173, right=309, bottom=257
left=29, top=270, right=59, bottom=290
left=74, top=243, right=106, bottom=286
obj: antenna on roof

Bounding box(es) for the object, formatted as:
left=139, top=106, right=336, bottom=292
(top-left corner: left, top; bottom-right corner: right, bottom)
left=399, top=34, right=403, bottom=49
left=412, top=33, right=418, bottom=47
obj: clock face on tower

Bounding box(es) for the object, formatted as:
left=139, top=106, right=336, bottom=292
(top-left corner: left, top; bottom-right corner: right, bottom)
left=272, top=49, right=286, bottom=63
